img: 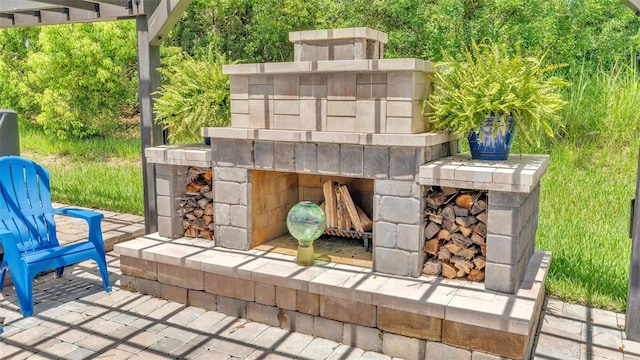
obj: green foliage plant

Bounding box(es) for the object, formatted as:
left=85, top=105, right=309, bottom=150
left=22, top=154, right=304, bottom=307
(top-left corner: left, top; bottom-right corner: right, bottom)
left=154, top=49, right=231, bottom=143
left=427, top=40, right=569, bottom=147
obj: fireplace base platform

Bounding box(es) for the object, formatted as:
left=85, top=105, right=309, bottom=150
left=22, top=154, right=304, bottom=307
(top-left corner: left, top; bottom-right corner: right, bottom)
left=115, top=234, right=550, bottom=360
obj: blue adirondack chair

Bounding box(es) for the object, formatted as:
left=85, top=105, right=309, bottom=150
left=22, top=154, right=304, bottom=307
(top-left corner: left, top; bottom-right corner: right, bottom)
left=0, top=156, right=111, bottom=317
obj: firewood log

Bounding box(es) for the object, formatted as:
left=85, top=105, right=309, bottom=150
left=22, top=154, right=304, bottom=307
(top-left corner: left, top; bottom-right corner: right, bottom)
left=442, top=205, right=456, bottom=221
left=451, top=233, right=473, bottom=248
left=474, top=222, right=487, bottom=237
left=424, top=238, right=440, bottom=256
left=437, top=229, right=452, bottom=241
left=452, top=259, right=473, bottom=275
left=455, top=216, right=476, bottom=228
left=441, top=186, right=458, bottom=195
left=423, top=260, right=442, bottom=276
left=441, top=262, right=457, bottom=279
left=443, top=243, right=462, bottom=256
left=476, top=211, right=488, bottom=224
left=438, top=248, right=452, bottom=262
left=425, top=222, right=441, bottom=239
left=323, top=181, right=337, bottom=228
left=473, top=257, right=486, bottom=270
left=429, top=214, right=443, bottom=224
left=339, top=185, right=364, bottom=232
left=182, top=219, right=191, bottom=230
left=442, top=218, right=459, bottom=233
left=459, top=224, right=474, bottom=237
left=427, top=192, right=447, bottom=209
left=454, top=205, right=470, bottom=217
left=458, top=247, right=478, bottom=260
left=468, top=269, right=485, bottom=282
left=471, top=233, right=486, bottom=246
left=455, top=193, right=473, bottom=209
left=204, top=168, right=213, bottom=182
left=194, top=209, right=205, bottom=218
left=480, top=245, right=487, bottom=256
left=203, top=215, right=214, bottom=224
left=204, top=203, right=214, bottom=215
left=355, top=206, right=373, bottom=231
left=471, top=200, right=487, bottom=215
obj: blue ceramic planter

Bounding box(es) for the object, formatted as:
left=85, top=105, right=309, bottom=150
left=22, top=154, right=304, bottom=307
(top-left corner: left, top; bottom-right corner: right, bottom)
left=468, top=115, right=516, bottom=161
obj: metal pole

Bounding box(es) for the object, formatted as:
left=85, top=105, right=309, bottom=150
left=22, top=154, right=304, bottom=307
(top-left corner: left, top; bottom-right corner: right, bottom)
left=626, top=144, right=640, bottom=340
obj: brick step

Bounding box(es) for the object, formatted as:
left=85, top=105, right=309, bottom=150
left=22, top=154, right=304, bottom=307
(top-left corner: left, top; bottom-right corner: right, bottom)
left=115, top=233, right=549, bottom=360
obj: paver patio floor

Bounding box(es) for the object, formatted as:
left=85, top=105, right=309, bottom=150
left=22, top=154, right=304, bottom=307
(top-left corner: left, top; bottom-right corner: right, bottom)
left=1, top=205, right=639, bottom=359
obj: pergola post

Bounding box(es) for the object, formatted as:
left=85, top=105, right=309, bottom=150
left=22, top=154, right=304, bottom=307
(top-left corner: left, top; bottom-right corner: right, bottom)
left=627, top=145, right=640, bottom=341
left=137, top=3, right=164, bottom=234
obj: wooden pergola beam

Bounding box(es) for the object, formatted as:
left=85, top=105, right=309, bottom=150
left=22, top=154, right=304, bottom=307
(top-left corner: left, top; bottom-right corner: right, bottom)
left=148, top=0, right=193, bottom=45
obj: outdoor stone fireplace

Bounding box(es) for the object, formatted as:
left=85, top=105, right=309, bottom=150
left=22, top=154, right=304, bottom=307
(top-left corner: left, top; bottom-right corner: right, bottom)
left=120, top=28, right=552, bottom=359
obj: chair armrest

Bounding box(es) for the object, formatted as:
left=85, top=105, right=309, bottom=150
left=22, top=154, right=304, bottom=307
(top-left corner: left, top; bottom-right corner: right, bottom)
left=54, top=208, right=106, bottom=250
left=0, top=229, right=22, bottom=267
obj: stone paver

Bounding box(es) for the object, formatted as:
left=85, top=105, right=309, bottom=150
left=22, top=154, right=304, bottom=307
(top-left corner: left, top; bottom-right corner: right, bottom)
left=1, top=205, right=640, bottom=360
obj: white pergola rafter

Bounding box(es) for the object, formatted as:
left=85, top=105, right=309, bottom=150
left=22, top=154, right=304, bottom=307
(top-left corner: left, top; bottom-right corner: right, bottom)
left=0, top=0, right=194, bottom=234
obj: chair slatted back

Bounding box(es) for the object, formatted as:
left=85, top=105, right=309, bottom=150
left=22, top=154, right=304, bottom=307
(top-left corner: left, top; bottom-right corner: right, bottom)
left=0, top=156, right=58, bottom=253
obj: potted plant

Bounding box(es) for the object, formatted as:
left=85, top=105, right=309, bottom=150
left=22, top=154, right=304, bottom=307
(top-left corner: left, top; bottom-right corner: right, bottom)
left=426, top=40, right=569, bottom=160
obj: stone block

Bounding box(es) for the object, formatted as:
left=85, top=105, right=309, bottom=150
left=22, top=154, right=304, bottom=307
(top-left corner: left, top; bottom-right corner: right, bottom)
left=254, top=141, right=275, bottom=169
left=162, top=283, right=188, bottom=304
left=382, top=333, right=425, bottom=360
left=274, top=74, right=300, bottom=99
left=328, top=100, right=356, bottom=117
left=249, top=99, right=273, bottom=128
left=319, top=295, right=376, bottom=327
left=484, top=262, right=518, bottom=294
left=155, top=175, right=185, bottom=197
left=373, top=221, right=396, bottom=248
left=296, top=290, right=320, bottom=316
left=231, top=99, right=249, bottom=114
left=273, top=115, right=300, bottom=130
left=157, top=216, right=184, bottom=239
left=254, top=282, right=276, bottom=306
left=136, top=278, right=162, bottom=297
left=213, top=138, right=237, bottom=166
left=378, top=196, right=421, bottom=225
left=375, top=180, right=413, bottom=197
left=356, top=100, right=386, bottom=133
left=386, top=116, right=426, bottom=134
left=276, top=286, right=297, bottom=310
left=279, top=309, right=314, bottom=335
left=300, top=73, right=328, bottom=85
left=215, top=226, right=250, bottom=250
left=299, top=99, right=326, bottom=130
left=426, top=341, right=471, bottom=360
left=471, top=352, right=512, bottom=360
left=188, top=290, right=217, bottom=311
left=317, top=143, right=340, bottom=175
left=231, top=113, right=250, bottom=128
left=442, top=320, right=527, bottom=359
left=343, top=323, right=382, bottom=352
left=156, top=195, right=179, bottom=217
left=216, top=295, right=247, bottom=318
left=387, top=100, right=416, bottom=117
left=396, top=224, right=421, bottom=252
left=229, top=205, right=249, bottom=228
left=313, top=316, right=344, bottom=343
left=327, top=73, right=357, bottom=100
left=390, top=147, right=417, bottom=180
left=327, top=116, right=356, bottom=132
left=214, top=203, right=230, bottom=226
left=386, top=72, right=415, bottom=100
left=487, top=205, right=523, bottom=236
left=247, top=302, right=280, bottom=327
left=204, top=273, right=254, bottom=301
left=214, top=182, right=243, bottom=205
left=377, top=307, right=441, bottom=341
left=364, top=147, right=390, bottom=179
left=274, top=100, right=300, bottom=116
left=119, top=275, right=137, bottom=292
left=295, top=143, right=318, bottom=173
left=158, top=263, right=204, bottom=290
left=120, top=255, right=158, bottom=280
left=488, top=191, right=528, bottom=207
left=274, top=142, right=296, bottom=171
left=235, top=139, right=255, bottom=167
left=230, top=75, right=249, bottom=99
left=215, top=167, right=249, bottom=183
left=374, top=247, right=413, bottom=276
left=486, top=234, right=523, bottom=266
left=340, top=145, right=364, bottom=176
left=156, top=163, right=189, bottom=176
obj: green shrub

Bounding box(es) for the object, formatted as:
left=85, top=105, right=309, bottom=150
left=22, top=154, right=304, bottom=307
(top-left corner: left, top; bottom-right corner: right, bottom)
left=154, top=49, right=231, bottom=143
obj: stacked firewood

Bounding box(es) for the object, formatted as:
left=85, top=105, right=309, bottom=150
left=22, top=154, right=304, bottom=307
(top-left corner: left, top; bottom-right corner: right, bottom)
left=179, top=167, right=214, bottom=240
left=321, top=180, right=373, bottom=236
left=422, top=186, right=488, bottom=281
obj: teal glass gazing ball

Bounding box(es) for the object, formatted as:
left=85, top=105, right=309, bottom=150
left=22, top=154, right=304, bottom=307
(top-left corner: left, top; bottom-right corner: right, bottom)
left=286, top=201, right=326, bottom=243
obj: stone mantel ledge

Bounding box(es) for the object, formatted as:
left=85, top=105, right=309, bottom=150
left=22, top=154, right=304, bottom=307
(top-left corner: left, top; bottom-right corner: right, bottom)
left=419, top=154, right=550, bottom=193
left=145, top=144, right=211, bottom=167
left=202, top=127, right=455, bottom=148
left=289, top=27, right=389, bottom=43
left=114, top=233, right=550, bottom=337
left=222, top=58, right=432, bottom=75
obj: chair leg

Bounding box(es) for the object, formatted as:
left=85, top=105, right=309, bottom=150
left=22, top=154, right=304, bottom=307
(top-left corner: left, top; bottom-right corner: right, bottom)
left=12, top=269, right=34, bottom=317
left=95, top=255, right=112, bottom=293
left=55, top=266, right=64, bottom=278
left=0, top=267, right=6, bottom=290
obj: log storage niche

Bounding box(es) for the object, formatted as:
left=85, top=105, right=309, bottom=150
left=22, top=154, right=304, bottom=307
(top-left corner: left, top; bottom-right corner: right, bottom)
left=321, top=180, right=373, bottom=251
left=179, top=167, right=215, bottom=240
left=422, top=186, right=487, bottom=281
